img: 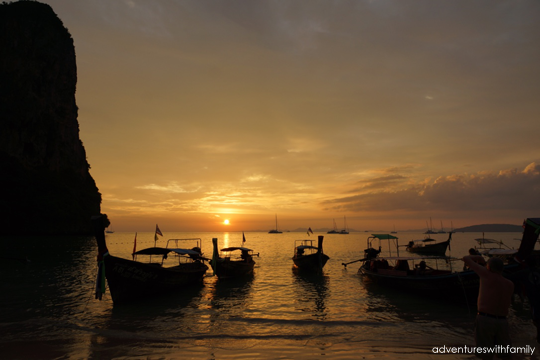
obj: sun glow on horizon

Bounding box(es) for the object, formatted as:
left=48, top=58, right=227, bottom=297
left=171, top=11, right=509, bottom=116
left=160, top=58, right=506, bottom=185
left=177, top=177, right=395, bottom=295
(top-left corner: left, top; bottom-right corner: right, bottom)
left=223, top=219, right=230, bottom=225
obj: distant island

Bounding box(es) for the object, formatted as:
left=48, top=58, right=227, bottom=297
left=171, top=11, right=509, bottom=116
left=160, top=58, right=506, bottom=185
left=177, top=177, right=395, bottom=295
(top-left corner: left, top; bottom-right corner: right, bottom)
left=255, top=223, right=524, bottom=233
left=453, top=224, right=523, bottom=233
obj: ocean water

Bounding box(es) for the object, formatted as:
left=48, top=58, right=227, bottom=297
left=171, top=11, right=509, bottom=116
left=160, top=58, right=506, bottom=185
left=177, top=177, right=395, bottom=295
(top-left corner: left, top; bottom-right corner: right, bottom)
left=1, top=231, right=537, bottom=359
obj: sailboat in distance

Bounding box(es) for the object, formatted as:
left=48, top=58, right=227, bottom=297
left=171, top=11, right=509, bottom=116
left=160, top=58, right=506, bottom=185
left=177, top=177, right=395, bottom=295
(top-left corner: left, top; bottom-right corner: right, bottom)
left=327, top=219, right=339, bottom=234
left=268, top=214, right=283, bottom=234
left=327, top=216, right=349, bottom=234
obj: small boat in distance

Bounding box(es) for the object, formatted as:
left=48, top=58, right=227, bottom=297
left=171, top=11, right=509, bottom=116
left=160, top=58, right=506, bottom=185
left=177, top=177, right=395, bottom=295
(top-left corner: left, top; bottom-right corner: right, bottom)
left=268, top=214, right=283, bottom=234
left=406, top=232, right=452, bottom=256
left=211, top=237, right=257, bottom=279
left=92, top=216, right=208, bottom=305
left=292, top=235, right=330, bottom=273
left=327, top=218, right=339, bottom=234
left=105, top=227, right=114, bottom=234
left=424, top=217, right=437, bottom=234
left=437, top=220, right=446, bottom=234
left=327, top=216, right=349, bottom=234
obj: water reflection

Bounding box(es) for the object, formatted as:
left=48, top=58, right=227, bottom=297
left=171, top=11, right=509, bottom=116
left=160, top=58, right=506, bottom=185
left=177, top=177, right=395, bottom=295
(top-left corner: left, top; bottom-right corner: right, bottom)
left=292, top=270, right=329, bottom=320
left=87, top=283, right=205, bottom=357
left=361, top=278, right=473, bottom=332
left=208, top=275, right=254, bottom=313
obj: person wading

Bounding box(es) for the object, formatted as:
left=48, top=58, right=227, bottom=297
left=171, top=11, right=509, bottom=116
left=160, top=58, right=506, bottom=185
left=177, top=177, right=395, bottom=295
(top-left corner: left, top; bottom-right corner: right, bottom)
left=463, top=255, right=514, bottom=359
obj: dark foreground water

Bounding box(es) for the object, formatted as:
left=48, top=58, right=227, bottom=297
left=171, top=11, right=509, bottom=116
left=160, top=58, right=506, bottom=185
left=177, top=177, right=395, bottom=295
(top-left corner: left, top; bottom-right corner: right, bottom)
left=1, top=231, right=537, bottom=359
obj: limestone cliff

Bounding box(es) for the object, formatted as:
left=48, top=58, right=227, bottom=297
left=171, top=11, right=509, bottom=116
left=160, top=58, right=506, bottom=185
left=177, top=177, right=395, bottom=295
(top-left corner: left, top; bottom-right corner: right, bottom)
left=0, top=1, right=104, bottom=235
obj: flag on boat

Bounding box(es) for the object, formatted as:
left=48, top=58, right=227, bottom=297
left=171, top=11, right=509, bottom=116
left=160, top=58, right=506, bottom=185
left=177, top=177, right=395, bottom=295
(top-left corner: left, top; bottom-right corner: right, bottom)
left=132, top=232, right=137, bottom=260
left=307, top=227, right=313, bottom=236
left=154, top=224, right=163, bottom=243
left=242, top=232, right=246, bottom=243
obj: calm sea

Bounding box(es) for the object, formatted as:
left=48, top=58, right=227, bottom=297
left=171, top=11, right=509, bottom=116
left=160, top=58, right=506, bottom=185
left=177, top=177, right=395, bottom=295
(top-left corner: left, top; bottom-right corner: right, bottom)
left=1, top=231, right=537, bottom=359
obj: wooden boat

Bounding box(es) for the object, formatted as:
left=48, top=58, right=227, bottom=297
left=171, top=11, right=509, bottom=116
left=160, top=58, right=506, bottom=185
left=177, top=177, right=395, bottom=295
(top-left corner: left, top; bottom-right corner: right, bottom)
left=268, top=214, right=282, bottom=234
left=292, top=235, right=330, bottom=273
left=405, top=232, right=452, bottom=256
left=92, top=216, right=208, bottom=305
left=354, top=234, right=482, bottom=300
left=211, top=237, right=256, bottom=279
left=347, top=225, right=540, bottom=301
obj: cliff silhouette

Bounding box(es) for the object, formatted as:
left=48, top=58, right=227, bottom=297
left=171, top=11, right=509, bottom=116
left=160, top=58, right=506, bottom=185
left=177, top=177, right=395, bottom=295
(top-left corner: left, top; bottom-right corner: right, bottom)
left=0, top=1, right=105, bottom=235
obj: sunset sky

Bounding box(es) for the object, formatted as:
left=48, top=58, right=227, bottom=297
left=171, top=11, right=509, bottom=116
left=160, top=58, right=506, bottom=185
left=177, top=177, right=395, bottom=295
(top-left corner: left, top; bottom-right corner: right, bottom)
left=42, top=0, right=539, bottom=232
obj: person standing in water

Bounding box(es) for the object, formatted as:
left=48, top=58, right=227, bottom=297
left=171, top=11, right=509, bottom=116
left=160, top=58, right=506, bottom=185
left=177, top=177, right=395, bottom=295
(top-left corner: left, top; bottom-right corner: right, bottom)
left=463, top=255, right=514, bottom=359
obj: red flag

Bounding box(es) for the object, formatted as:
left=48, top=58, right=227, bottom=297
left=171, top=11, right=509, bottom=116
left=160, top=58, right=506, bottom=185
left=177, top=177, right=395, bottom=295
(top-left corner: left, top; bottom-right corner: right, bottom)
left=155, top=224, right=163, bottom=237
left=132, top=232, right=137, bottom=260
left=307, top=227, right=313, bottom=236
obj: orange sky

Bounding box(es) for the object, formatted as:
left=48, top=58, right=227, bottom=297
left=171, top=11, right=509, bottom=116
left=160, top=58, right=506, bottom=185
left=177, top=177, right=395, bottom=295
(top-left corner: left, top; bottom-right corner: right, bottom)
left=42, top=0, right=540, bottom=232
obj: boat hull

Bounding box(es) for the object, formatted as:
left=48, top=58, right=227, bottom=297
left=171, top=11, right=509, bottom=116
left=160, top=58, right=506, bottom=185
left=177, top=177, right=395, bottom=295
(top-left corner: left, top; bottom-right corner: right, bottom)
left=406, top=240, right=450, bottom=256
left=292, top=253, right=330, bottom=273
left=359, top=262, right=520, bottom=301
left=104, top=255, right=208, bottom=304
left=212, top=259, right=255, bottom=279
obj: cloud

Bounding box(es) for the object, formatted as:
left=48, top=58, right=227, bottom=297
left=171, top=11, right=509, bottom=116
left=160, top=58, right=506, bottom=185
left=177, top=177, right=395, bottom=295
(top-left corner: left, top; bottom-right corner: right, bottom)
left=322, top=162, right=540, bottom=215
left=137, top=182, right=201, bottom=194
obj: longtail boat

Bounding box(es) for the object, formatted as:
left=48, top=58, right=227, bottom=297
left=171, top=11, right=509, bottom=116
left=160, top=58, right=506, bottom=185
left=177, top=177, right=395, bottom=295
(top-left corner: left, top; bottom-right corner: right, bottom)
left=345, top=223, right=540, bottom=302
left=405, top=232, right=452, bottom=256
left=292, top=235, right=329, bottom=273
left=211, top=237, right=256, bottom=279
left=92, top=215, right=208, bottom=305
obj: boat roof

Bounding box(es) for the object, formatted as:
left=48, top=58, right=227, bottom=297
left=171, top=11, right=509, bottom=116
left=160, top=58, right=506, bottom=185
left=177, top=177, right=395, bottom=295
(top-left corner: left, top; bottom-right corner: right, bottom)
left=296, top=245, right=318, bottom=250
left=411, top=238, right=436, bottom=243
left=220, top=246, right=252, bottom=252
left=482, top=249, right=518, bottom=256
left=376, top=255, right=458, bottom=261
left=370, top=234, right=398, bottom=240
left=475, top=238, right=499, bottom=244
left=133, top=247, right=201, bottom=256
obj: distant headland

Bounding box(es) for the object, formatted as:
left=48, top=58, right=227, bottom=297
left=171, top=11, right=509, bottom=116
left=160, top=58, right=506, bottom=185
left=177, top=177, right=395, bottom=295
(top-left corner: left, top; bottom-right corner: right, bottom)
left=0, top=1, right=104, bottom=235
left=452, top=224, right=523, bottom=233
left=281, top=223, right=524, bottom=233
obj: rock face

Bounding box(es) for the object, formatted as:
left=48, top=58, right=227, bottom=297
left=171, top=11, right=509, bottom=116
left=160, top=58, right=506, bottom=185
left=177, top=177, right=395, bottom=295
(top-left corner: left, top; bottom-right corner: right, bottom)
left=0, top=1, right=102, bottom=235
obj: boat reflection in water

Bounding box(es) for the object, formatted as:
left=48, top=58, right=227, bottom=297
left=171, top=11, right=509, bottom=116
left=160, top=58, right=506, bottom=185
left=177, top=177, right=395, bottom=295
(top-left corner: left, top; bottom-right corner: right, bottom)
left=292, top=270, right=329, bottom=321
left=209, top=275, right=255, bottom=312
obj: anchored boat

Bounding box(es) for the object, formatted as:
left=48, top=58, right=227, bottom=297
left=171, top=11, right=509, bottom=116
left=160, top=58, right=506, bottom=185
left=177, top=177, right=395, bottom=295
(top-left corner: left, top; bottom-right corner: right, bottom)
left=92, top=216, right=208, bottom=305
left=292, top=235, right=330, bottom=273
left=211, top=237, right=257, bottom=279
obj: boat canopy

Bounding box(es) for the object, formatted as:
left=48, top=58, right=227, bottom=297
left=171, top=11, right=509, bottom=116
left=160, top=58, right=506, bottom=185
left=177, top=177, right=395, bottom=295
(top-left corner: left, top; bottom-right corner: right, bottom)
left=221, top=247, right=253, bottom=252
left=169, top=248, right=202, bottom=256
left=411, top=238, right=436, bottom=243
left=483, top=249, right=518, bottom=256
left=296, top=245, right=319, bottom=250
left=475, top=238, right=499, bottom=244
left=133, top=247, right=201, bottom=256
left=371, top=234, right=398, bottom=240
left=377, top=255, right=458, bottom=261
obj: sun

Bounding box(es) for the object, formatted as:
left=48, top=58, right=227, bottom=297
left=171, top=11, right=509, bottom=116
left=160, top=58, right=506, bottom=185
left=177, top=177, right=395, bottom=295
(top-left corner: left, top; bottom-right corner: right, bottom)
left=223, top=219, right=230, bottom=225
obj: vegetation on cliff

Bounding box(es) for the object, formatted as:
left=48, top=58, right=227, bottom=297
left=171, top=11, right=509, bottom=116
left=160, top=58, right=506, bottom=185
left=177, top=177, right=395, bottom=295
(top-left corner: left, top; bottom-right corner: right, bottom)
left=0, top=1, right=105, bottom=235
